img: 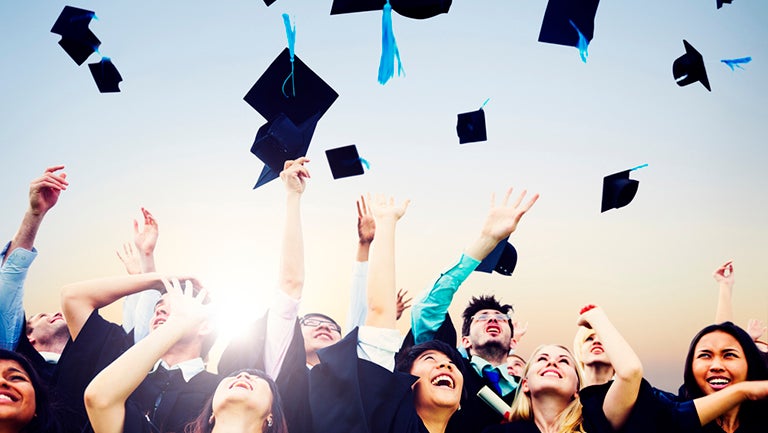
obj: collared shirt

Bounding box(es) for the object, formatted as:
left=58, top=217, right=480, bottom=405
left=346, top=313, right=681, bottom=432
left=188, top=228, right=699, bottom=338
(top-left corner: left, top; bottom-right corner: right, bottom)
left=150, top=357, right=206, bottom=383
left=470, top=354, right=518, bottom=396
left=411, top=253, right=480, bottom=345
left=0, top=242, right=37, bottom=351
left=38, top=351, right=60, bottom=364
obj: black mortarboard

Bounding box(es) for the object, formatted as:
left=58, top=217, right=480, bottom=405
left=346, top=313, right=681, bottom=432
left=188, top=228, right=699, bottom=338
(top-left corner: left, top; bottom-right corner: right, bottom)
left=51, top=6, right=101, bottom=65
left=476, top=238, right=518, bottom=276
left=456, top=109, right=487, bottom=144
left=252, top=112, right=321, bottom=189
left=325, top=145, right=365, bottom=179
left=244, top=48, right=338, bottom=126
left=88, top=58, right=122, bottom=93
left=264, top=0, right=277, bottom=5
left=717, top=0, right=733, bottom=9
left=601, top=169, right=640, bottom=212
left=538, top=0, right=600, bottom=48
left=673, top=40, right=711, bottom=92
left=330, top=0, right=452, bottom=20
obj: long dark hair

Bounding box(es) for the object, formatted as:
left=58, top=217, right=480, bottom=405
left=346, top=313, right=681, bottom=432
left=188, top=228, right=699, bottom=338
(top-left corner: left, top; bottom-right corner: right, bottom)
left=184, top=369, right=287, bottom=433
left=0, top=349, right=60, bottom=433
left=680, top=322, right=768, bottom=425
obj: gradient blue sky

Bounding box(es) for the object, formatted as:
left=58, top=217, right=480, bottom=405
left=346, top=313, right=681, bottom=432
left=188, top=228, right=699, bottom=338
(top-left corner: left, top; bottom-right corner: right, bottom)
left=1, top=0, right=766, bottom=391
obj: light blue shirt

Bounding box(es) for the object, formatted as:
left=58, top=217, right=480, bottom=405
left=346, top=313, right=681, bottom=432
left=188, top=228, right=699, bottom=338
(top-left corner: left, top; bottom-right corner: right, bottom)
left=471, top=354, right=518, bottom=396
left=411, top=253, right=480, bottom=345
left=0, top=242, right=37, bottom=351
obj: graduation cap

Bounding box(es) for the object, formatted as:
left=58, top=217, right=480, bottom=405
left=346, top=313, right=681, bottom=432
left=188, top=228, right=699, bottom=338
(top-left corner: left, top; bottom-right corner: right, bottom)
left=601, top=164, right=647, bottom=213
left=252, top=112, right=322, bottom=189
left=673, top=40, right=711, bottom=92
left=325, top=145, right=367, bottom=179
left=717, top=0, right=733, bottom=9
left=330, top=0, right=452, bottom=20
left=475, top=238, right=518, bottom=276
left=244, top=48, right=338, bottom=125
left=457, top=108, right=487, bottom=144
left=538, top=0, right=600, bottom=49
left=88, top=58, right=122, bottom=93
left=51, top=6, right=101, bottom=65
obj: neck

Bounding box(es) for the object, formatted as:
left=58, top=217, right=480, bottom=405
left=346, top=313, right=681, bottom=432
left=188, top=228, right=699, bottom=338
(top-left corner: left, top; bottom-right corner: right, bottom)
left=530, top=393, right=570, bottom=433
left=0, top=420, right=25, bottom=433
left=416, top=405, right=454, bottom=433
left=470, top=347, right=507, bottom=366
left=34, top=336, right=67, bottom=354
left=584, top=363, right=614, bottom=386
left=211, top=416, right=264, bottom=433
left=305, top=351, right=320, bottom=367
left=715, top=406, right=740, bottom=433
left=161, top=341, right=202, bottom=367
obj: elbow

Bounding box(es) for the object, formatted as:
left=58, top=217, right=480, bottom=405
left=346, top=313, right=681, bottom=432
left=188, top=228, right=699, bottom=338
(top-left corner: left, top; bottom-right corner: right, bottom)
left=84, top=382, right=118, bottom=413
left=280, top=275, right=304, bottom=296
left=615, top=361, right=644, bottom=384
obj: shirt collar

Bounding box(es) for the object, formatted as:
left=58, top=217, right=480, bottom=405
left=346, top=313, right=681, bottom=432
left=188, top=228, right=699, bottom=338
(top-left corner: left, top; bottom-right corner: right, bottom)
left=38, top=352, right=60, bottom=364
left=470, top=355, right=518, bottom=396
left=150, top=358, right=206, bottom=382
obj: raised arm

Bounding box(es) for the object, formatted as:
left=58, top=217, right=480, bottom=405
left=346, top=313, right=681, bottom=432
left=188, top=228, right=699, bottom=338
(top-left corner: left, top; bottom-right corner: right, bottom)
left=411, top=187, right=538, bottom=344
left=365, top=194, right=409, bottom=329
left=1, top=166, right=67, bottom=350
left=712, top=260, right=735, bottom=323
left=577, top=305, right=644, bottom=431
left=84, top=279, right=209, bottom=433
left=5, top=165, right=68, bottom=260
left=279, top=158, right=309, bottom=300
left=61, top=272, right=182, bottom=340
left=692, top=380, right=768, bottom=426
left=348, top=195, right=376, bottom=329
left=133, top=208, right=158, bottom=273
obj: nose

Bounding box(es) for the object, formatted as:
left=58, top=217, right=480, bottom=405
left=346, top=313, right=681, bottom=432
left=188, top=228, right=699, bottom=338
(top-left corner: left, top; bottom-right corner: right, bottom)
left=235, top=371, right=252, bottom=380
left=438, top=362, right=454, bottom=371
left=708, top=357, right=725, bottom=371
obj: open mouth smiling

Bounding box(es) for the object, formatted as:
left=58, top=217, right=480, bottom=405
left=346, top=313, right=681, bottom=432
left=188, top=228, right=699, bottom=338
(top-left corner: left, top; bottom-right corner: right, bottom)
left=706, top=376, right=731, bottom=390
left=430, top=374, right=455, bottom=389
left=540, top=368, right=563, bottom=378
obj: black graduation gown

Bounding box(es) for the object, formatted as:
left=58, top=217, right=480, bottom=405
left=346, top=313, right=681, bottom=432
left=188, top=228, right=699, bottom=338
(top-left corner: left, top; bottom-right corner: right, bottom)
left=308, top=328, right=430, bottom=433
left=218, top=315, right=313, bottom=433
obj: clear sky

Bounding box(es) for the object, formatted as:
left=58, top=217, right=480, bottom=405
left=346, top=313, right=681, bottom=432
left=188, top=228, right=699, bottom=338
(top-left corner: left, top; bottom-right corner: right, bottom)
left=1, top=0, right=766, bottom=392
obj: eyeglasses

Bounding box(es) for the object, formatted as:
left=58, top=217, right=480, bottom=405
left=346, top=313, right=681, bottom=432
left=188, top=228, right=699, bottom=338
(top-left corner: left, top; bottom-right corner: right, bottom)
left=471, top=313, right=510, bottom=322
left=300, top=317, right=341, bottom=333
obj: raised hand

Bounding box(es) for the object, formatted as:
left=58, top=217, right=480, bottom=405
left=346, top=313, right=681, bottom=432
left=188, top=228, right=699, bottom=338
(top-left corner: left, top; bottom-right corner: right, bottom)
left=395, top=288, right=412, bottom=320
left=116, top=242, right=142, bottom=275
left=29, top=165, right=68, bottom=216
left=280, top=157, right=311, bottom=195
left=367, top=193, right=410, bottom=222
left=357, top=195, right=376, bottom=245
left=480, top=187, right=539, bottom=243
left=133, top=208, right=158, bottom=256
left=712, top=260, right=735, bottom=288
left=160, top=278, right=210, bottom=329
left=746, top=319, right=767, bottom=342
left=512, top=319, right=528, bottom=342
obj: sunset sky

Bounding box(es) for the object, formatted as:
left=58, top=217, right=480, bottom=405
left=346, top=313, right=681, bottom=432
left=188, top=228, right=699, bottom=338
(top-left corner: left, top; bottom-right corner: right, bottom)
left=1, top=0, right=766, bottom=391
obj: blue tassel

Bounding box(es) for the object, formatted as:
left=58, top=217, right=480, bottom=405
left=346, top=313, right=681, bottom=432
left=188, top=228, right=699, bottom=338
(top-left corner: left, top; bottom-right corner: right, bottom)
left=569, top=20, right=589, bottom=63
left=378, top=1, right=404, bottom=85
left=721, top=56, right=752, bottom=71
left=360, top=158, right=370, bottom=171
left=629, top=163, right=648, bottom=171
left=479, top=98, right=490, bottom=110
left=282, top=13, right=296, bottom=97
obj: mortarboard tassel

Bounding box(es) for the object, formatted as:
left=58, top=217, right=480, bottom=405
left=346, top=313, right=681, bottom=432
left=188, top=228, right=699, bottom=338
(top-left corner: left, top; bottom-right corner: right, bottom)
left=629, top=163, right=648, bottom=172
left=569, top=20, right=589, bottom=63
left=720, top=56, right=752, bottom=71
left=378, top=0, right=404, bottom=85
left=282, top=13, right=296, bottom=97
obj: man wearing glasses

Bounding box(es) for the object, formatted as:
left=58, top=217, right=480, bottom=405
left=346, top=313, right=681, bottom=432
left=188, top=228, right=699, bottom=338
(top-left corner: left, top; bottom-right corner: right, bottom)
left=407, top=187, right=539, bottom=433
left=299, top=313, right=342, bottom=367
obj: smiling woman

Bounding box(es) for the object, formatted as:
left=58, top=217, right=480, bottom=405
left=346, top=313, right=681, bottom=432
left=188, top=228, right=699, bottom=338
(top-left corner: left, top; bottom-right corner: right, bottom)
left=0, top=349, right=60, bottom=433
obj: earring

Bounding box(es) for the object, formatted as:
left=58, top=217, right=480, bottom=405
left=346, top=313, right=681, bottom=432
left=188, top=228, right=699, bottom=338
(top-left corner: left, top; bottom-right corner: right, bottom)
left=208, top=414, right=215, bottom=425
left=267, top=416, right=274, bottom=428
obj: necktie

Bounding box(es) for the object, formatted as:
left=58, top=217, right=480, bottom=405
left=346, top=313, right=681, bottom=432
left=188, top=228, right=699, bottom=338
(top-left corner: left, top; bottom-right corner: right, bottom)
left=483, top=367, right=502, bottom=395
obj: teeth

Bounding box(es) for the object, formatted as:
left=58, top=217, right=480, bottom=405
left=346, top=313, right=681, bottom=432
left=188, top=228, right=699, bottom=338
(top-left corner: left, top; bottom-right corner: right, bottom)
left=0, top=395, right=12, bottom=401
left=708, top=378, right=730, bottom=386
left=431, top=375, right=454, bottom=388
left=543, top=372, right=560, bottom=378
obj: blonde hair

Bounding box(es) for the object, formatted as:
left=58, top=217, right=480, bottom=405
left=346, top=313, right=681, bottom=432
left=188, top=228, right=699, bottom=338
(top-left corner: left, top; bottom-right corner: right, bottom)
left=508, top=345, right=586, bottom=433
left=572, top=326, right=595, bottom=379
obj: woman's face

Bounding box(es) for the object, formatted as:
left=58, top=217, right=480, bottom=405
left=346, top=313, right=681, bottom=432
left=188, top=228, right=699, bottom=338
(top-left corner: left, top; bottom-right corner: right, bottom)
left=692, top=330, right=748, bottom=395
left=0, top=359, right=36, bottom=429
left=213, top=371, right=273, bottom=419
left=411, top=349, right=464, bottom=413
left=522, top=345, right=579, bottom=399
